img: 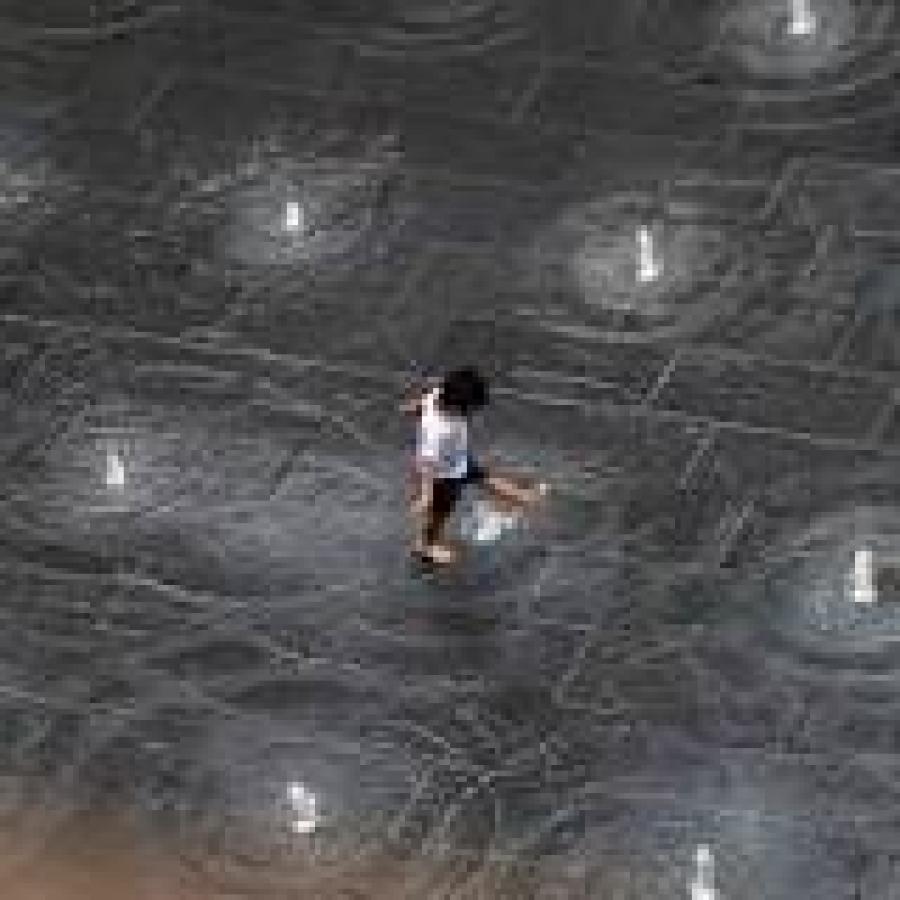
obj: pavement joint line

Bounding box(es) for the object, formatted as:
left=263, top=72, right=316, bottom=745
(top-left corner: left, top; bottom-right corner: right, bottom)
left=6, top=309, right=900, bottom=458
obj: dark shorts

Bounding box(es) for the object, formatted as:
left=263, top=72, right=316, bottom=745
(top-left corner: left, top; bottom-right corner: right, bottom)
left=425, top=457, right=486, bottom=537
left=435, top=456, right=485, bottom=498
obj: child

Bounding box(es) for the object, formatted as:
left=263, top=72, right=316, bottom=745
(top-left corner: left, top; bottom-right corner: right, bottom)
left=400, top=367, right=547, bottom=567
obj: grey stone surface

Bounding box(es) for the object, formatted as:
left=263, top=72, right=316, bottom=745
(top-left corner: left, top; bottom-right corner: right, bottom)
left=3, top=0, right=900, bottom=896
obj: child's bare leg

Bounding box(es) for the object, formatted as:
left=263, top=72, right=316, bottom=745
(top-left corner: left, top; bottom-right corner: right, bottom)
left=483, top=469, right=547, bottom=514
left=411, top=505, right=429, bottom=554
left=425, top=504, right=458, bottom=563
left=409, top=468, right=435, bottom=550
left=411, top=481, right=459, bottom=564
left=411, top=498, right=435, bottom=555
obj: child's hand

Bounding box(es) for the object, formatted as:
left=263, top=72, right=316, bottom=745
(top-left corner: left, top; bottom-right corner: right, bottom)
left=399, top=395, right=422, bottom=414
left=399, top=377, right=440, bottom=415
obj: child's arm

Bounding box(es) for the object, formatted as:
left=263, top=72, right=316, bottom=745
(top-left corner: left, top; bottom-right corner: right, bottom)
left=399, top=376, right=440, bottom=415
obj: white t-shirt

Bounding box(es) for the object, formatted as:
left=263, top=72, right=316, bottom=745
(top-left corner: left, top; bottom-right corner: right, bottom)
left=416, top=388, right=469, bottom=480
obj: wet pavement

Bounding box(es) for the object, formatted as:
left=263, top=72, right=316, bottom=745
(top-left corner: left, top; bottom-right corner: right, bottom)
left=3, top=1, right=900, bottom=896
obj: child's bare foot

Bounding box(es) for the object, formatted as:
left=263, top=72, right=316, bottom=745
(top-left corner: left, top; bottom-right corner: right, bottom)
left=425, top=541, right=459, bottom=566
left=526, top=481, right=550, bottom=506
left=411, top=540, right=458, bottom=566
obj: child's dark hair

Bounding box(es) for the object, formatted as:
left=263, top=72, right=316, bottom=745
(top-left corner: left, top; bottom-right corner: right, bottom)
left=440, top=367, right=489, bottom=415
